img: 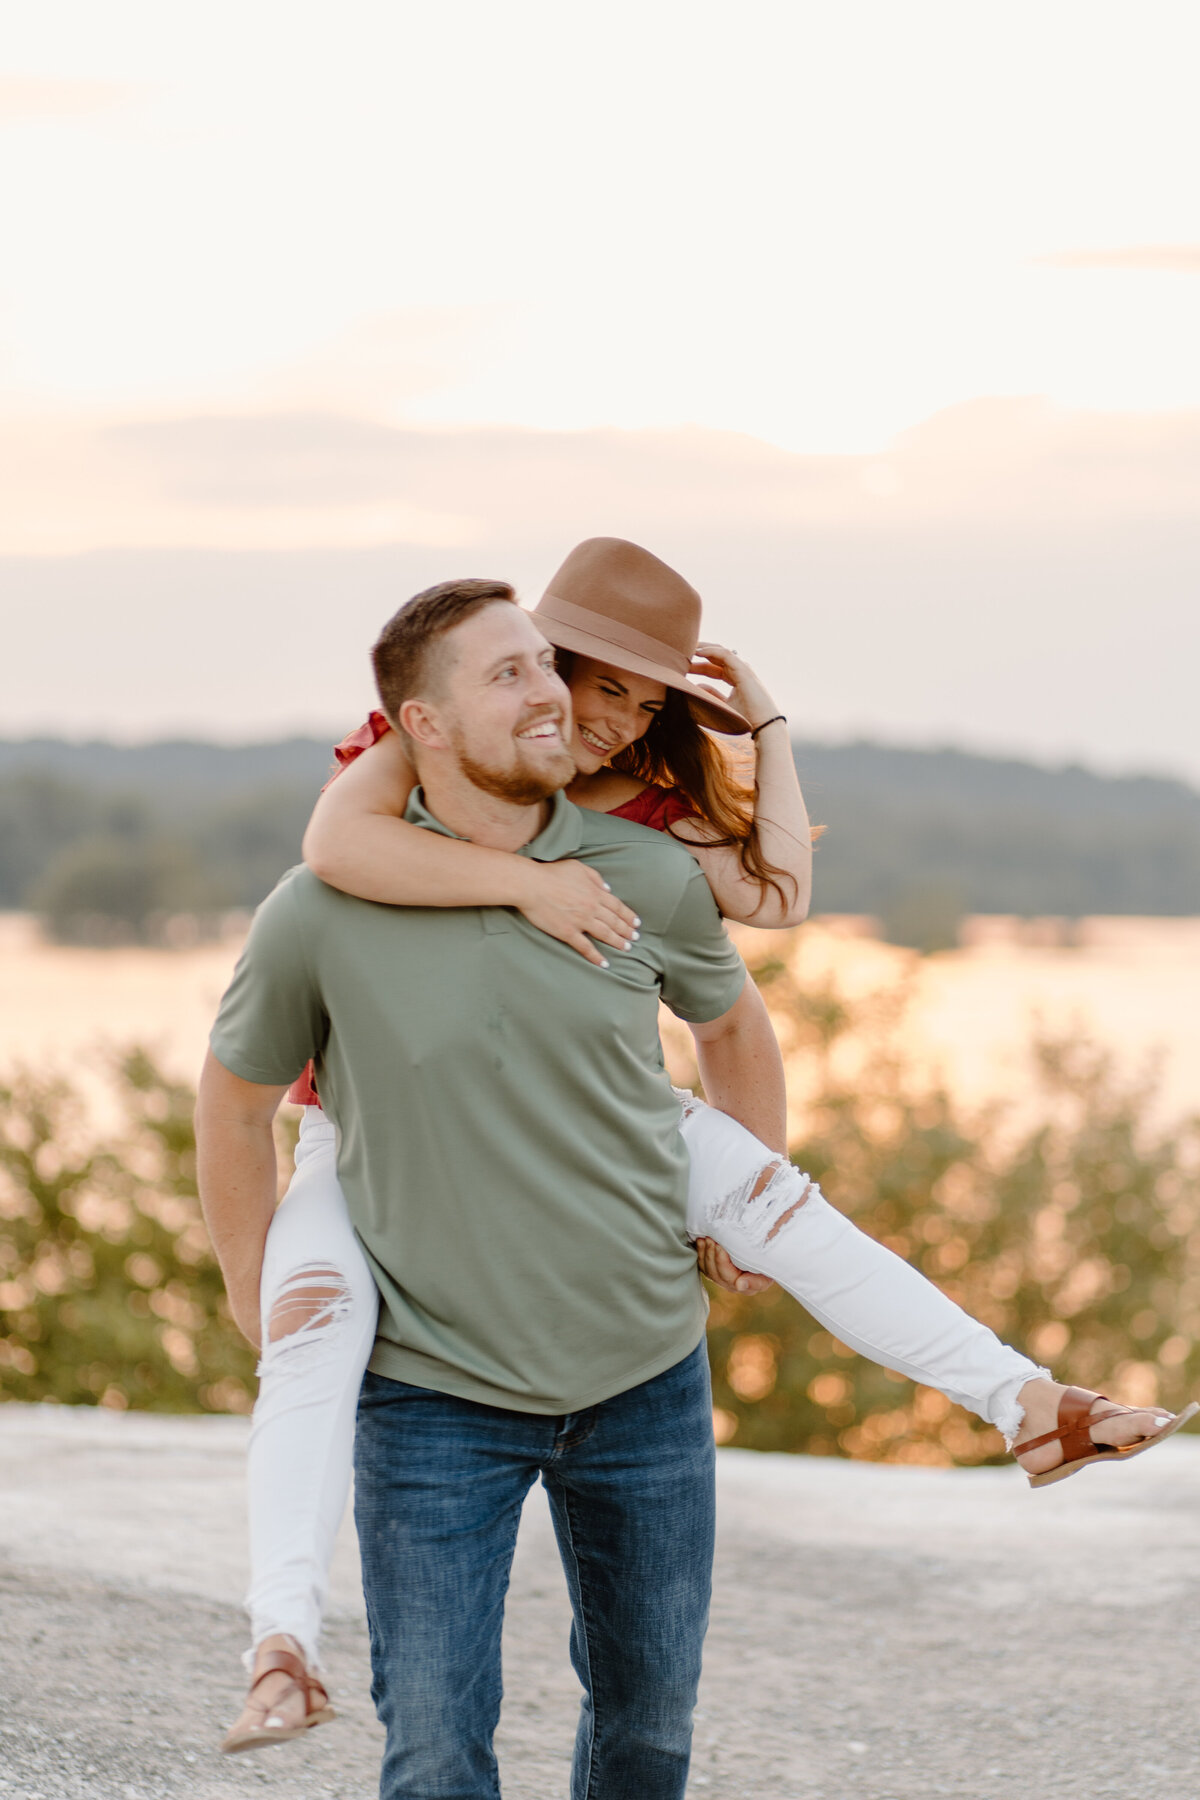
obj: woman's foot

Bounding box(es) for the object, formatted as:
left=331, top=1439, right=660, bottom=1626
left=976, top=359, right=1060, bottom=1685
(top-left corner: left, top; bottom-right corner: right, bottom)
left=222, top=1635, right=331, bottom=1752
left=1013, top=1378, right=1173, bottom=1478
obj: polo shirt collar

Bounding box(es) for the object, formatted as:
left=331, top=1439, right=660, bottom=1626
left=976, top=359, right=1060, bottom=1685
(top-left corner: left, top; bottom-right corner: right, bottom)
left=404, top=785, right=584, bottom=861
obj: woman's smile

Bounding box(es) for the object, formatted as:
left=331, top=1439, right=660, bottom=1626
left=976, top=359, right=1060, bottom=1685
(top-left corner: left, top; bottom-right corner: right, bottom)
left=577, top=722, right=619, bottom=758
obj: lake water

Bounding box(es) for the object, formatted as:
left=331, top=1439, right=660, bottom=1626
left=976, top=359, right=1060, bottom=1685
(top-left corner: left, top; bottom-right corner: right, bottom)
left=2, top=912, right=1198, bottom=1125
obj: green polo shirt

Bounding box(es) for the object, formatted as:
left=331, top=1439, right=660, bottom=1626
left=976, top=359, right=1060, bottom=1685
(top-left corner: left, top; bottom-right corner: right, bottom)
left=210, top=787, right=747, bottom=1414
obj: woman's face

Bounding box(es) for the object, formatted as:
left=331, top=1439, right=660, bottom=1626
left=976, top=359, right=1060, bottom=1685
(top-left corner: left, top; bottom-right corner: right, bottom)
left=565, top=655, right=667, bottom=773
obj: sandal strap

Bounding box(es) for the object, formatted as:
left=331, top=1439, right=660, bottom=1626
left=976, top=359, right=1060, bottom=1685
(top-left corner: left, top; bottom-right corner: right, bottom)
left=247, top=1648, right=319, bottom=1708
left=1017, top=1388, right=1129, bottom=1464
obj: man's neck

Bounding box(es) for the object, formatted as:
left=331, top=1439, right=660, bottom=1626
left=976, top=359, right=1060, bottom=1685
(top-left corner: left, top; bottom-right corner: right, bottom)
left=417, top=763, right=553, bottom=851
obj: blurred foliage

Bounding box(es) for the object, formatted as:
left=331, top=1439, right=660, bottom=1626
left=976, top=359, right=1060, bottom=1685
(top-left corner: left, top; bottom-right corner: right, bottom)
left=0, top=1050, right=260, bottom=1412
left=3, top=978, right=1199, bottom=1462
left=707, top=954, right=1200, bottom=1466
left=877, top=879, right=967, bottom=954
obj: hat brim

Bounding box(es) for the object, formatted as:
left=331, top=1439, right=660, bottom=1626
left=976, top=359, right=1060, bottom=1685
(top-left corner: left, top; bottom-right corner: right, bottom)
left=535, top=615, right=752, bottom=736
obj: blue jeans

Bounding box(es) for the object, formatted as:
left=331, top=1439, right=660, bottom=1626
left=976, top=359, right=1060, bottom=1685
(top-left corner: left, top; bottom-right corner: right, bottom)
left=353, top=1342, right=716, bottom=1800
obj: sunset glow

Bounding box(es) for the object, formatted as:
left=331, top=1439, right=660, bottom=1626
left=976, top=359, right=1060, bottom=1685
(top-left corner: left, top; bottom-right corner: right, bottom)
left=2, top=1, right=1198, bottom=768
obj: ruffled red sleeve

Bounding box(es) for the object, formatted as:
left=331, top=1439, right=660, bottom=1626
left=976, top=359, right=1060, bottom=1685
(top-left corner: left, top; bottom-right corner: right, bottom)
left=325, top=710, right=392, bottom=785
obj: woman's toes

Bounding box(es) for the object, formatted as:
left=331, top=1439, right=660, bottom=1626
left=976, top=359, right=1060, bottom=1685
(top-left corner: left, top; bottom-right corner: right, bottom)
left=1091, top=1404, right=1172, bottom=1448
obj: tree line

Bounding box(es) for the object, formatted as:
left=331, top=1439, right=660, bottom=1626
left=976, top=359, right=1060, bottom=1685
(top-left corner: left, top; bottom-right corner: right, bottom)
left=1, top=734, right=1198, bottom=945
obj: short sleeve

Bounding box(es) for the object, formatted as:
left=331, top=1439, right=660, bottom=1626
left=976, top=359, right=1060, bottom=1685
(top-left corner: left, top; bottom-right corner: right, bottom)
left=209, top=872, right=329, bottom=1086
left=657, top=863, right=748, bottom=1024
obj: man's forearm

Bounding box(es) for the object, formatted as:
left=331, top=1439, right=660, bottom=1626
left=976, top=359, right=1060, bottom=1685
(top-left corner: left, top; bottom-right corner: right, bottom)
left=195, top=1057, right=285, bottom=1346
left=691, top=978, right=787, bottom=1152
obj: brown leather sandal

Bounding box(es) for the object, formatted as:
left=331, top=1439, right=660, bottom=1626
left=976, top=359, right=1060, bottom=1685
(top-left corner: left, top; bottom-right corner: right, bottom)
left=221, top=1645, right=336, bottom=1754
left=1017, top=1385, right=1199, bottom=1489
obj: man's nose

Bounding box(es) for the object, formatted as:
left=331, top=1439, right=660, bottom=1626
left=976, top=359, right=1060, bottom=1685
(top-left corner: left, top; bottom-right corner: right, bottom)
left=529, top=663, right=568, bottom=705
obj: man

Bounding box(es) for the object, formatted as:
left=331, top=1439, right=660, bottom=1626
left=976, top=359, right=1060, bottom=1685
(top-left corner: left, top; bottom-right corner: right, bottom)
left=197, top=578, right=786, bottom=1798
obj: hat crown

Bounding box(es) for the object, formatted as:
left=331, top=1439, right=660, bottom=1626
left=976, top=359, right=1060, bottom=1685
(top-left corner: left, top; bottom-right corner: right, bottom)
left=538, top=538, right=700, bottom=669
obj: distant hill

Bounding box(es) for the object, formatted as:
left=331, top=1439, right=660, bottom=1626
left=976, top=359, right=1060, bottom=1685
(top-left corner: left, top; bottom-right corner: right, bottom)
left=0, top=735, right=335, bottom=807
left=792, top=741, right=1200, bottom=920
left=0, top=733, right=1197, bottom=938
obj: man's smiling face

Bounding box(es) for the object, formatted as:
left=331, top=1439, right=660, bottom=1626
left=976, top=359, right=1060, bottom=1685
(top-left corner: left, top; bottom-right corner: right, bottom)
left=433, top=602, right=576, bottom=804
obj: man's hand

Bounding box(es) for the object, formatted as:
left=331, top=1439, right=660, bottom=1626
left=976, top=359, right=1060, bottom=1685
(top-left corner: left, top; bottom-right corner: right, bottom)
left=695, top=1236, right=773, bottom=1296
left=515, top=860, right=641, bottom=967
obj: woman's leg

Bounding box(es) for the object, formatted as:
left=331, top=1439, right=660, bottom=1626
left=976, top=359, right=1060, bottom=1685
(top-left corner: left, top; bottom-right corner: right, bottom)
left=231, top=1108, right=378, bottom=1735
left=677, top=1092, right=1169, bottom=1461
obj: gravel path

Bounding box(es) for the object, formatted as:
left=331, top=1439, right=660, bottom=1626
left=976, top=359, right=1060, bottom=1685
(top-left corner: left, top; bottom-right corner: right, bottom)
left=1, top=1405, right=1198, bottom=1799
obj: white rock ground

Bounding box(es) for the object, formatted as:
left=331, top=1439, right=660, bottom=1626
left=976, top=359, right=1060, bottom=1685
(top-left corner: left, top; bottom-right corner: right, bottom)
left=1, top=1405, right=1198, bottom=1800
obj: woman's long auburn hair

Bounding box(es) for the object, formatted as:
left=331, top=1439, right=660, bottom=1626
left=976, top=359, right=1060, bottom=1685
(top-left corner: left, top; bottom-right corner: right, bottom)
left=558, top=652, right=810, bottom=914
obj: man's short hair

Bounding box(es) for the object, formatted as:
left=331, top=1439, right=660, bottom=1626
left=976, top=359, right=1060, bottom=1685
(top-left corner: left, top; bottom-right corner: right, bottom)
left=372, top=578, right=517, bottom=729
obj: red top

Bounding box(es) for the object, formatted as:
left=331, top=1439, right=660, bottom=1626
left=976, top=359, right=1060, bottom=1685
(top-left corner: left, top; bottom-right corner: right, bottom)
left=607, top=783, right=695, bottom=832
left=287, top=718, right=695, bottom=1107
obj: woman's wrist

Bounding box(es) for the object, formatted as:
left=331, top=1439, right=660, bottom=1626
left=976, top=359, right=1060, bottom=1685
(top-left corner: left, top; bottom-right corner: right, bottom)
left=506, top=852, right=545, bottom=910
left=749, top=713, right=787, bottom=739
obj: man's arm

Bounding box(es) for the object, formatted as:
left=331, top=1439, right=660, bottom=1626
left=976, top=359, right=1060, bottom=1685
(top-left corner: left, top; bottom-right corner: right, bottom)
left=687, top=977, right=786, bottom=1295
left=195, top=1050, right=290, bottom=1349
left=688, top=976, right=786, bottom=1153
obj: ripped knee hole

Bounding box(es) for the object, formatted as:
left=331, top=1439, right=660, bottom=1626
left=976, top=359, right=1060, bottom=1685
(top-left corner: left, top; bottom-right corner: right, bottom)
left=267, top=1265, right=354, bottom=1342
left=708, top=1158, right=814, bottom=1248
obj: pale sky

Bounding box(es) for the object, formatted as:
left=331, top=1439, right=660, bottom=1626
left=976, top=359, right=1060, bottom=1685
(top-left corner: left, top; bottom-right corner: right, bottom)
left=2, top=0, right=1199, bottom=774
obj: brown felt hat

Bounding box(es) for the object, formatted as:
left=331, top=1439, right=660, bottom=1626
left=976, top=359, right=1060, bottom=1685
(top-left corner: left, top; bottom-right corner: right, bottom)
left=533, top=538, right=751, bottom=735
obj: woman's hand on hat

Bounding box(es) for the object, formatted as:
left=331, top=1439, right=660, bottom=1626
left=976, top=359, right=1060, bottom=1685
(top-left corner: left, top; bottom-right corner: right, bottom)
left=514, top=859, right=641, bottom=968
left=690, top=642, right=780, bottom=732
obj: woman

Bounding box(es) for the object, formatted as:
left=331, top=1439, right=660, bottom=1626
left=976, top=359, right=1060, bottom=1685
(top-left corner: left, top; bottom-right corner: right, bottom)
left=224, top=538, right=1192, bottom=1752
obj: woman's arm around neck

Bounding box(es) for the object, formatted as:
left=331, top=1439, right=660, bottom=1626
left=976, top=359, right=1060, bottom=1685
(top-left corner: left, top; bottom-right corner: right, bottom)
left=302, top=727, right=637, bottom=964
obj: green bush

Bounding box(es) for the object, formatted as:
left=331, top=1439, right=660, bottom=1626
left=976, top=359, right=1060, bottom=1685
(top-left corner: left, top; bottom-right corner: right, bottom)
left=0, top=1051, right=257, bottom=1412
left=3, top=988, right=1199, bottom=1464
left=706, top=955, right=1200, bottom=1464
left=877, top=880, right=966, bottom=954
left=30, top=834, right=217, bottom=946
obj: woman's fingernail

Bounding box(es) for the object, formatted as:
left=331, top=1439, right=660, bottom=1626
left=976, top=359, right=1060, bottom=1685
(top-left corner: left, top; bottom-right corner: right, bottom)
left=633, top=916, right=642, bottom=927
left=631, top=930, right=640, bottom=941
left=600, top=958, right=610, bottom=969
left=603, top=882, right=612, bottom=891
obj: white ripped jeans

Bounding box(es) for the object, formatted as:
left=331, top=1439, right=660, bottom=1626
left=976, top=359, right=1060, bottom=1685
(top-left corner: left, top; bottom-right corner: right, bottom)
left=246, top=1099, right=1047, bottom=1665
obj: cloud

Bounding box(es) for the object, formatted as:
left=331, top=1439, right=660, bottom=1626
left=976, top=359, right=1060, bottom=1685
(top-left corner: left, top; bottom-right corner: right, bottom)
left=1, top=396, right=1199, bottom=559
left=88, top=398, right=1200, bottom=547
left=1038, top=245, right=1200, bottom=272
left=2, top=396, right=1199, bottom=779
left=0, top=77, right=139, bottom=124
left=0, top=396, right=1194, bottom=558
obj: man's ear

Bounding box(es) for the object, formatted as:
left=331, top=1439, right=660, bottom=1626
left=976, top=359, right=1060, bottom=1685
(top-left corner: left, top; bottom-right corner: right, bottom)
left=398, top=695, right=449, bottom=751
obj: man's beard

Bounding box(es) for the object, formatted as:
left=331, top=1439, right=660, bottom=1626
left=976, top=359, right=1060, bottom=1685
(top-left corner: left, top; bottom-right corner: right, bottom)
left=452, top=728, right=575, bottom=806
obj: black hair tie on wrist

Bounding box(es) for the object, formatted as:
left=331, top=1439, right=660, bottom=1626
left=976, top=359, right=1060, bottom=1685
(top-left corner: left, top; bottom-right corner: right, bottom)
left=749, top=714, right=787, bottom=740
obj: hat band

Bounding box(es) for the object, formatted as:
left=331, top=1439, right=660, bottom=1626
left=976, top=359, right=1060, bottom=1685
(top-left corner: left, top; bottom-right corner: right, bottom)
left=537, top=593, right=692, bottom=676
